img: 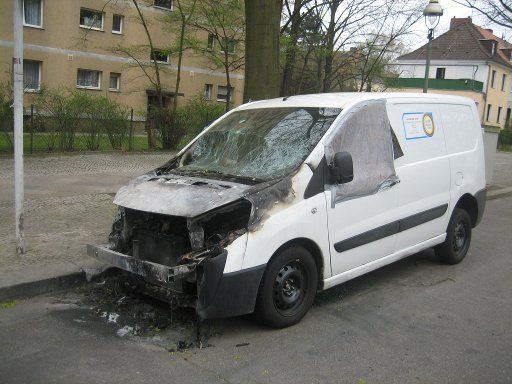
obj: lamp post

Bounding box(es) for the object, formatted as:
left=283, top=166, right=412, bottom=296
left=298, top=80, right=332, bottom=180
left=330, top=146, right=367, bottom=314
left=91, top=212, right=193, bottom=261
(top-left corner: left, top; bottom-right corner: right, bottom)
left=423, top=0, right=443, bottom=93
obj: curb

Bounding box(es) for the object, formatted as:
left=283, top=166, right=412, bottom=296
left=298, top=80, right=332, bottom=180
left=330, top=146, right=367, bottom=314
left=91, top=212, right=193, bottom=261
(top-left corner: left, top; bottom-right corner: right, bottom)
left=487, top=186, right=512, bottom=200
left=0, top=267, right=114, bottom=303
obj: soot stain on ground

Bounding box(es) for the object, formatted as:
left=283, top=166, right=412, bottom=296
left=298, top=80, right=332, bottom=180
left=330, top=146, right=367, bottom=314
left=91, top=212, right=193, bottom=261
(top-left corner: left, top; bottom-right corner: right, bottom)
left=51, top=274, right=211, bottom=351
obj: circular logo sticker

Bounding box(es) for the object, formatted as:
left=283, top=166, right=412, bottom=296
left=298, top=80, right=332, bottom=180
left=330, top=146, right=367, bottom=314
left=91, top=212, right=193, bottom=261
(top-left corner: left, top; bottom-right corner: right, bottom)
left=422, top=113, right=435, bottom=137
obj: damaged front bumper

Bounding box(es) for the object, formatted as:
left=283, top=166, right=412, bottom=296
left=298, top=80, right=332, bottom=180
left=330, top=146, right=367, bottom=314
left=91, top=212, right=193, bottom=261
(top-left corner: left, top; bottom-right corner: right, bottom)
left=86, top=243, right=265, bottom=320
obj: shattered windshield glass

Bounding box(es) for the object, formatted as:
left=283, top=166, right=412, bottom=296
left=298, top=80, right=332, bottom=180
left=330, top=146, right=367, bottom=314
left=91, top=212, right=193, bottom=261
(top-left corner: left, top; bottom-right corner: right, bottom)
left=175, top=107, right=341, bottom=181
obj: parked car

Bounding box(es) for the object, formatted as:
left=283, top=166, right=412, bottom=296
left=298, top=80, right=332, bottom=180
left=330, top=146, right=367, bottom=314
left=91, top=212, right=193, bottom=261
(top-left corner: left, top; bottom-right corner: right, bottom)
left=88, top=93, right=486, bottom=328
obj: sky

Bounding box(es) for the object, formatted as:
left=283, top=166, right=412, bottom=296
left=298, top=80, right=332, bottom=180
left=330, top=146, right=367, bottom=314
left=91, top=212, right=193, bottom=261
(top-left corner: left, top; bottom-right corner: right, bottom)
left=407, top=0, right=509, bottom=51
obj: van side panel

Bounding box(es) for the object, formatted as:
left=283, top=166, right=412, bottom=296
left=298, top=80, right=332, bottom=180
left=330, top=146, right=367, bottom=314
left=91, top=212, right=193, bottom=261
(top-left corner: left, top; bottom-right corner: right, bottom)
left=387, top=102, right=452, bottom=251
left=241, top=166, right=332, bottom=277
left=439, top=103, right=486, bottom=218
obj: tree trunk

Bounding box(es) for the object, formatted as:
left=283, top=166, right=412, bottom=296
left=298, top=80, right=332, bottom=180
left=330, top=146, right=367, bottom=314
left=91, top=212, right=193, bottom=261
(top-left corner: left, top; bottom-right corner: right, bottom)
left=322, top=0, right=340, bottom=93
left=244, top=0, right=283, bottom=102
left=280, top=0, right=303, bottom=96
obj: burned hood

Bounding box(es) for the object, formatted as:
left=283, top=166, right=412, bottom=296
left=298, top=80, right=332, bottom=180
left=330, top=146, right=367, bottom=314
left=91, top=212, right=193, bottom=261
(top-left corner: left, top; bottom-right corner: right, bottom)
left=114, top=174, right=252, bottom=218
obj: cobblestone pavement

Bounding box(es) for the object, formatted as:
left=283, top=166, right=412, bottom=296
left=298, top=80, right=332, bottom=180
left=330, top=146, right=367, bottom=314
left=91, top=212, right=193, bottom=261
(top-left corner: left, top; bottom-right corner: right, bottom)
left=0, top=152, right=173, bottom=285
left=493, top=151, right=512, bottom=188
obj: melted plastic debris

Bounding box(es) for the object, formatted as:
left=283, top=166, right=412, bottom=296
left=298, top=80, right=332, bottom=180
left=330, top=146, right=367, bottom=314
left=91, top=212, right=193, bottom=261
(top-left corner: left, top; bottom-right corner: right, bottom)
left=107, top=312, right=120, bottom=323
left=74, top=274, right=204, bottom=350
left=117, top=325, right=134, bottom=337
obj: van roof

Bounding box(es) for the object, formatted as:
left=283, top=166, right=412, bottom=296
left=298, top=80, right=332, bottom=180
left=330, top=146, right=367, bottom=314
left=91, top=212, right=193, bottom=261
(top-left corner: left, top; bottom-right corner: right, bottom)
left=238, top=92, right=474, bottom=110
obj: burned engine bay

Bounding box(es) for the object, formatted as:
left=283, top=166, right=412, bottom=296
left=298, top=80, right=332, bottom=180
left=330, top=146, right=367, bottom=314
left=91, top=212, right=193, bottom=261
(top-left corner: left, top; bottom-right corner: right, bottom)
left=99, top=166, right=294, bottom=315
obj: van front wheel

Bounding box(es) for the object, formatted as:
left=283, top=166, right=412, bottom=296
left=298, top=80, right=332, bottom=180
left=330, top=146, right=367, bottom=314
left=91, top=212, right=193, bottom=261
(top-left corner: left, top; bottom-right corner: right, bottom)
left=255, top=246, right=318, bottom=328
left=436, top=208, right=472, bottom=264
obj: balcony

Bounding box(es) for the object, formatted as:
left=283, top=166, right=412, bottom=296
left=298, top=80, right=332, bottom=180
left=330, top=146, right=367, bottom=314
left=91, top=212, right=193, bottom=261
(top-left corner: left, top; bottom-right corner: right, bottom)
left=384, top=77, right=484, bottom=92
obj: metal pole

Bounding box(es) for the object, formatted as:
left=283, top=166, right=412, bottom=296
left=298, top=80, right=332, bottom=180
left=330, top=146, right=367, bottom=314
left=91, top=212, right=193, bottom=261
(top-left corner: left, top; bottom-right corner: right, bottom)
left=13, top=0, right=25, bottom=254
left=423, top=29, right=433, bottom=93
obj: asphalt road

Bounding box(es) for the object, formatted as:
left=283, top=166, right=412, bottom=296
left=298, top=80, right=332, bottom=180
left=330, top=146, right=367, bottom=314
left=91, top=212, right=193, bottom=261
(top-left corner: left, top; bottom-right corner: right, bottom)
left=1, top=195, right=511, bottom=384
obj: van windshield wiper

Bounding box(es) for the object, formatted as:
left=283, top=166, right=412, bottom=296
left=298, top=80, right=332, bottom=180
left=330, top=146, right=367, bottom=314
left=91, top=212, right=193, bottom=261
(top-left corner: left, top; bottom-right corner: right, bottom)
left=173, top=168, right=264, bottom=185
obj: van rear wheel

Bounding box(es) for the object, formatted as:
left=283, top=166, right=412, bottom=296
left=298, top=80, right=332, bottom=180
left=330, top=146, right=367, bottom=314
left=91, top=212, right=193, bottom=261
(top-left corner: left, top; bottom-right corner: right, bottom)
left=436, top=208, right=472, bottom=264
left=255, top=246, right=317, bottom=328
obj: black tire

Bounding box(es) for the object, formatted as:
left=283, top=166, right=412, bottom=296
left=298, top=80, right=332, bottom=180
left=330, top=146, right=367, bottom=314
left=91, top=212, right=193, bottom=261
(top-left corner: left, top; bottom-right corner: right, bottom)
left=254, top=246, right=318, bottom=328
left=435, top=208, right=472, bottom=265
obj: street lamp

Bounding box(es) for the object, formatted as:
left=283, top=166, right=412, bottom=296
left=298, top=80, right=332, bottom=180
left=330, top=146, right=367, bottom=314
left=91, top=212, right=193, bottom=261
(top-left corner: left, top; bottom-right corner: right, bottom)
left=422, top=0, right=443, bottom=93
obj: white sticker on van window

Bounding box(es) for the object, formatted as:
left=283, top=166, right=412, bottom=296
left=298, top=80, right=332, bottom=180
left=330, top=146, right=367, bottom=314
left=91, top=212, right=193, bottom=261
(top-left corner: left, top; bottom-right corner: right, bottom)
left=402, top=112, right=435, bottom=140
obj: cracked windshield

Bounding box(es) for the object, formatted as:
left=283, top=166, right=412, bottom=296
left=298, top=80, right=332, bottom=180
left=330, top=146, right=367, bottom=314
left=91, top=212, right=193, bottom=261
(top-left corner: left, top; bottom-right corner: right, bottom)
left=175, top=107, right=341, bottom=181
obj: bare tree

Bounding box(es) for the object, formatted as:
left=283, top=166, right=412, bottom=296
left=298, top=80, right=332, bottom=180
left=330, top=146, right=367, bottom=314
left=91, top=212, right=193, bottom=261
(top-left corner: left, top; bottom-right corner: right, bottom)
left=191, top=0, right=245, bottom=111
left=454, top=0, right=512, bottom=30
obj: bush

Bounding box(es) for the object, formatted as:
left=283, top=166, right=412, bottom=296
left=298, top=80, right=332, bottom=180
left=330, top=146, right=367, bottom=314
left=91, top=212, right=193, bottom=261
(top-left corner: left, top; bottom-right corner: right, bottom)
left=0, top=81, right=13, bottom=151
left=498, top=129, right=512, bottom=151
left=31, top=88, right=130, bottom=152
left=150, top=95, right=225, bottom=150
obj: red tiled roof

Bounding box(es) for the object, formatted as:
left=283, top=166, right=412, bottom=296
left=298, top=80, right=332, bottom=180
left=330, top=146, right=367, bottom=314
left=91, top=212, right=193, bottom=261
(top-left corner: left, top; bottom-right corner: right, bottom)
left=397, top=18, right=512, bottom=69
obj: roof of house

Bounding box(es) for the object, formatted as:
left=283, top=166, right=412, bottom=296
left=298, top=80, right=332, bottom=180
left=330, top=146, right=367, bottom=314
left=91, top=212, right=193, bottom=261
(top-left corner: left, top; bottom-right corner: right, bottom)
left=397, top=17, right=512, bottom=69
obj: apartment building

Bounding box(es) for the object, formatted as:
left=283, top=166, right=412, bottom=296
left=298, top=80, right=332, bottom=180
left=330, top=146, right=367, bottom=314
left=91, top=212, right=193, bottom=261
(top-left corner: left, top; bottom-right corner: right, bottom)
left=0, top=0, right=244, bottom=115
left=388, top=17, right=512, bottom=129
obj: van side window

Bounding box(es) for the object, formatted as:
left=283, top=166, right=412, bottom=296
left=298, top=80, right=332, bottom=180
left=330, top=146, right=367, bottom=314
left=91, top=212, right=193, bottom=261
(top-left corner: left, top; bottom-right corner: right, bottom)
left=390, top=128, right=404, bottom=159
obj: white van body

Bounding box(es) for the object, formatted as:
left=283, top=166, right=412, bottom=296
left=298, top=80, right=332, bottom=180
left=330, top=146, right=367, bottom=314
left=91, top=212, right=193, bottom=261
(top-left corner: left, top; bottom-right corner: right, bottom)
left=88, top=93, right=486, bottom=326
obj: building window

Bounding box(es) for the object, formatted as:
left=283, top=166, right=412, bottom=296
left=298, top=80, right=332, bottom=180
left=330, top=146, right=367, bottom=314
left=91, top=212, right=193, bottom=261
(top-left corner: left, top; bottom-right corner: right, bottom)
left=203, top=84, right=212, bottom=100
left=23, top=0, right=42, bottom=27
left=109, top=73, right=120, bottom=91
left=112, top=14, right=123, bottom=34
left=77, top=69, right=101, bottom=89
left=435, top=67, right=445, bottom=79
left=501, top=74, right=506, bottom=91
left=152, top=49, right=169, bottom=63
left=154, top=0, right=172, bottom=9
left=80, top=8, right=104, bottom=30
left=486, top=104, right=492, bottom=121
left=23, top=60, right=41, bottom=91
left=491, top=70, right=497, bottom=88
left=220, top=38, right=236, bottom=54
left=207, top=34, right=215, bottom=50
left=217, top=85, right=233, bottom=102
left=497, top=106, right=502, bottom=123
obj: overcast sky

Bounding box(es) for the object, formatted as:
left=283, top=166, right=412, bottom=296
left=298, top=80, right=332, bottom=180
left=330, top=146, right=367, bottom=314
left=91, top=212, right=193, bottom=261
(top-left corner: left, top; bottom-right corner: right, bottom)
left=407, top=0, right=509, bottom=51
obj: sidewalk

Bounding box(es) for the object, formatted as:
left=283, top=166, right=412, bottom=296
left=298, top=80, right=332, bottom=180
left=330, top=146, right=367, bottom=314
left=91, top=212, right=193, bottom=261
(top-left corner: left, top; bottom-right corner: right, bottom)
left=1, top=150, right=511, bottom=301
left=0, top=152, right=173, bottom=300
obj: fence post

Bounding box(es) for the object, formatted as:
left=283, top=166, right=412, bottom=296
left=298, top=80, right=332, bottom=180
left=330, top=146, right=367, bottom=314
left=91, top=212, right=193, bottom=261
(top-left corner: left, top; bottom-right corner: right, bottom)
left=30, top=104, right=34, bottom=154
left=129, top=108, right=134, bottom=151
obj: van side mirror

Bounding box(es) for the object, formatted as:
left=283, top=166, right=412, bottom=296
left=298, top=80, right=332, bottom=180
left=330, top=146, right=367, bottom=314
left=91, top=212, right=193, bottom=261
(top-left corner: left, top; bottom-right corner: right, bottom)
left=330, top=152, right=353, bottom=184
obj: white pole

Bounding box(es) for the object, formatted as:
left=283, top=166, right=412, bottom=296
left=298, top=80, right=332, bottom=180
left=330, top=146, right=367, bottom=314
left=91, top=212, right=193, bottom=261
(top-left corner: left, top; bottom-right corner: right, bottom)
left=13, top=0, right=25, bottom=254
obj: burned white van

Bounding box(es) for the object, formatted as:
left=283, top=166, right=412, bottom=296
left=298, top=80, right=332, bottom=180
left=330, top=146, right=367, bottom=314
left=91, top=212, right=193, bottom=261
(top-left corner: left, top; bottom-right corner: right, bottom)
left=88, top=93, right=486, bottom=328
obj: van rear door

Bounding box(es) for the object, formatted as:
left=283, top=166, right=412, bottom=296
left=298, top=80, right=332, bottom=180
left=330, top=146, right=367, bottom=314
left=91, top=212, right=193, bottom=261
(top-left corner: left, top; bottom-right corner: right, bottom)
left=387, top=102, right=451, bottom=251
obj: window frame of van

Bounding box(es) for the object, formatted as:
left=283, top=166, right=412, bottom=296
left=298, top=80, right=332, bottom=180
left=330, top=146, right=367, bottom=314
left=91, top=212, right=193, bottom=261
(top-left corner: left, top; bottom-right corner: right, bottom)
left=153, top=0, right=173, bottom=11
left=23, top=59, right=42, bottom=92
left=109, top=73, right=121, bottom=92
left=491, top=69, right=497, bottom=88
left=501, top=73, right=507, bottom=91
left=23, top=0, right=43, bottom=29
left=79, top=8, right=105, bottom=31
left=112, top=14, right=123, bottom=34
left=486, top=104, right=492, bottom=121
left=217, top=85, right=233, bottom=102
left=435, top=67, right=445, bottom=79
left=497, top=106, right=502, bottom=123
left=203, top=84, right=213, bottom=100
left=151, top=49, right=170, bottom=64
left=76, top=69, right=102, bottom=90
